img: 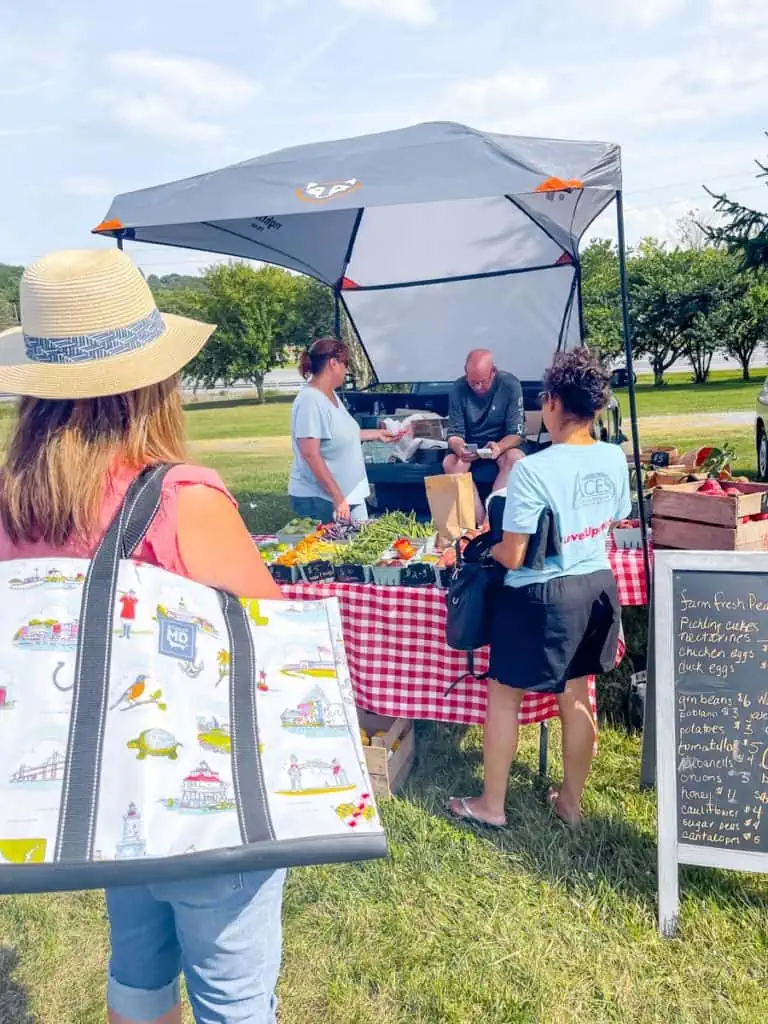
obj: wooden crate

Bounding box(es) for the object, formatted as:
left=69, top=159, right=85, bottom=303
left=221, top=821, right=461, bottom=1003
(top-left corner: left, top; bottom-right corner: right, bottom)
left=641, top=445, right=679, bottom=468
left=652, top=481, right=768, bottom=550
left=357, top=710, right=415, bottom=798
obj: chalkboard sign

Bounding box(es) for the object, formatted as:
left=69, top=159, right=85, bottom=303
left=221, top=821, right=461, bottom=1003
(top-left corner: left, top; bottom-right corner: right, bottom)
left=650, top=450, right=671, bottom=468
left=654, top=551, right=768, bottom=937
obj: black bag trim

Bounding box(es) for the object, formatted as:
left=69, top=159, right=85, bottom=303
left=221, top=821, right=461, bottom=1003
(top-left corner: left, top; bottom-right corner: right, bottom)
left=55, top=465, right=175, bottom=862
left=0, top=833, right=388, bottom=895
left=220, top=591, right=275, bottom=844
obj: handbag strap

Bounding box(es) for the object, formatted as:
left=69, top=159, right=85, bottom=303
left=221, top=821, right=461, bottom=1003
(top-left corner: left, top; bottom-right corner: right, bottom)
left=443, top=651, right=489, bottom=697
left=54, top=465, right=175, bottom=862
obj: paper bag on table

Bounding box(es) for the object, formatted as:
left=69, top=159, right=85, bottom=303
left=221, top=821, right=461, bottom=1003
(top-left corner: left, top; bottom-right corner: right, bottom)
left=425, top=472, right=476, bottom=545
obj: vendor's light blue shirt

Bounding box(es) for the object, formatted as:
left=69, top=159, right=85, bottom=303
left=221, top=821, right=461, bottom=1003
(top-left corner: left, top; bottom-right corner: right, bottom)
left=503, top=442, right=631, bottom=588
left=289, top=385, right=370, bottom=506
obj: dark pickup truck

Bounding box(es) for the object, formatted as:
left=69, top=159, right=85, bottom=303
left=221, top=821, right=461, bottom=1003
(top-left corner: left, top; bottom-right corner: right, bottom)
left=340, top=380, right=625, bottom=516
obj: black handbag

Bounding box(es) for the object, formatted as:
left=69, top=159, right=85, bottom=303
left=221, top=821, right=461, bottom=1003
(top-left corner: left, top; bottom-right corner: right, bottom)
left=443, top=498, right=563, bottom=695
left=445, top=533, right=503, bottom=653
left=443, top=533, right=503, bottom=695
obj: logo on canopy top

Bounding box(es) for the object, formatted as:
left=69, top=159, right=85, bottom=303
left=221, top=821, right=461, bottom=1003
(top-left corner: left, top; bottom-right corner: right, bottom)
left=534, top=177, right=584, bottom=203
left=297, top=179, right=361, bottom=203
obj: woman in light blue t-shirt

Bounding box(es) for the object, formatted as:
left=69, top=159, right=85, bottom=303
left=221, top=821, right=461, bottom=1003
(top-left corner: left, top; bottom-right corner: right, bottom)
left=289, top=338, right=395, bottom=523
left=449, top=349, right=631, bottom=830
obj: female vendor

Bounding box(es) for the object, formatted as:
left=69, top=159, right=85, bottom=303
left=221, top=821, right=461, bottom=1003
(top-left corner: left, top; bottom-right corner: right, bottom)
left=289, top=337, right=395, bottom=522
left=449, top=349, right=631, bottom=827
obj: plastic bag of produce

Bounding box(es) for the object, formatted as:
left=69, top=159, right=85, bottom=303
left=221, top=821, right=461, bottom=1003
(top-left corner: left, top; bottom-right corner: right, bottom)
left=382, top=417, right=420, bottom=463
left=425, top=473, right=476, bottom=545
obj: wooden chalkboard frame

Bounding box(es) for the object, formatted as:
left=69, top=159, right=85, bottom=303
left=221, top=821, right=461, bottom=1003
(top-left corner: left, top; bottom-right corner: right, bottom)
left=654, top=549, right=768, bottom=937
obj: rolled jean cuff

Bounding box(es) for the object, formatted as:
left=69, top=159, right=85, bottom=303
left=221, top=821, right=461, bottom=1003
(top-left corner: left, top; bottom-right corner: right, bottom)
left=107, top=973, right=180, bottom=1021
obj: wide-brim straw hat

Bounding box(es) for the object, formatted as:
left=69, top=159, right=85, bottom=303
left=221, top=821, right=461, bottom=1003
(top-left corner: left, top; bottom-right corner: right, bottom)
left=0, top=248, right=215, bottom=399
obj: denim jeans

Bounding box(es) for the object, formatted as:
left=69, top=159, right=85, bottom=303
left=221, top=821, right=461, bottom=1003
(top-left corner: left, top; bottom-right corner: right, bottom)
left=106, top=868, right=285, bottom=1023
left=290, top=495, right=368, bottom=523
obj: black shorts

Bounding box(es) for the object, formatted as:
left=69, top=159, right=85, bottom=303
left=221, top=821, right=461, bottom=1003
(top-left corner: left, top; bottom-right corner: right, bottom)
left=488, top=570, right=620, bottom=694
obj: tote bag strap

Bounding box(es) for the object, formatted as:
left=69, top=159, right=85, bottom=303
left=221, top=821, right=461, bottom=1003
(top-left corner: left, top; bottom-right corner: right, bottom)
left=54, top=464, right=175, bottom=862
left=119, top=463, right=178, bottom=558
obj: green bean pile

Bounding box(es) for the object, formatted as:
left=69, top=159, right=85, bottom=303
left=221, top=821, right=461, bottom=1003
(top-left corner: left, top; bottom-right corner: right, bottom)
left=334, top=512, right=434, bottom=566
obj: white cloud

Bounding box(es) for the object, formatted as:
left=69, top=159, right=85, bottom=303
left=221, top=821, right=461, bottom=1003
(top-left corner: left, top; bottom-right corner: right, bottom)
left=98, top=51, right=262, bottom=144
left=60, top=176, right=117, bottom=198
left=338, top=0, right=437, bottom=25
left=594, top=0, right=686, bottom=25
left=254, top=0, right=302, bottom=16
left=446, top=22, right=768, bottom=140
left=451, top=72, right=549, bottom=109
left=707, top=0, right=768, bottom=28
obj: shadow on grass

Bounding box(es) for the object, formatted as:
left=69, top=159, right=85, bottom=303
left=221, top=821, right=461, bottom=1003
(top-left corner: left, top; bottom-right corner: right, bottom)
left=616, top=376, right=754, bottom=397
left=183, top=394, right=293, bottom=413
left=406, top=721, right=768, bottom=917
left=234, top=491, right=293, bottom=535
left=0, top=947, right=32, bottom=1024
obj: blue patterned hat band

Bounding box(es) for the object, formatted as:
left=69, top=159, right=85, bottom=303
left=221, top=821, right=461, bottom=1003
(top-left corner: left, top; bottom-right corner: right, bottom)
left=24, top=308, right=165, bottom=365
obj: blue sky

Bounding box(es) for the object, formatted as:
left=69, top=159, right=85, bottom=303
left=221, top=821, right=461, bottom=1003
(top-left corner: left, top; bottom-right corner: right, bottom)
left=3, top=0, right=767, bottom=275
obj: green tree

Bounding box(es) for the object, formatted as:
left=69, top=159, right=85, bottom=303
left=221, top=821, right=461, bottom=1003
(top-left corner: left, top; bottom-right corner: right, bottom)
left=0, top=295, right=16, bottom=330
left=287, top=276, right=334, bottom=350
left=146, top=272, right=207, bottom=293
left=153, top=287, right=211, bottom=395
left=580, top=239, right=622, bottom=359
left=0, top=264, right=23, bottom=323
left=705, top=135, right=768, bottom=271
left=186, top=262, right=298, bottom=403
left=679, top=248, right=739, bottom=384
left=628, top=241, right=703, bottom=386
left=721, top=275, right=768, bottom=380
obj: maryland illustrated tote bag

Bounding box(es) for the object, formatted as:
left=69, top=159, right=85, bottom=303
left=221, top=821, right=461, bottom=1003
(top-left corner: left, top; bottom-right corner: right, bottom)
left=0, top=466, right=386, bottom=894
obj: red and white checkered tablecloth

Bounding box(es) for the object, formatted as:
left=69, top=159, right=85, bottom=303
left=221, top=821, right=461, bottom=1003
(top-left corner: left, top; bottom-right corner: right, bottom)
left=607, top=536, right=651, bottom=607
left=281, top=544, right=650, bottom=727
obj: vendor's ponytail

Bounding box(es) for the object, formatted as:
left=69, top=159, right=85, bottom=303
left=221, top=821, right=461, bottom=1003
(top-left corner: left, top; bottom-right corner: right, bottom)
left=298, top=349, right=313, bottom=379
left=298, top=337, right=349, bottom=379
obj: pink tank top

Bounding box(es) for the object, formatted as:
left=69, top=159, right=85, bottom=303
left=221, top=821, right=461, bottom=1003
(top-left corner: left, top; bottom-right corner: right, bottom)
left=0, top=462, right=237, bottom=579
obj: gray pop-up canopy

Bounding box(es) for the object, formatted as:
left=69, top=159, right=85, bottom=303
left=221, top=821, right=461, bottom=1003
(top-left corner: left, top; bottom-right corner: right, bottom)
left=95, top=120, right=648, bottom=585
left=94, top=121, right=622, bottom=384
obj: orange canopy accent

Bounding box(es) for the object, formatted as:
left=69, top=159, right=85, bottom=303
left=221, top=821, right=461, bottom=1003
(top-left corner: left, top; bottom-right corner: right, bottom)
left=92, top=218, right=124, bottom=234
left=534, top=177, right=584, bottom=193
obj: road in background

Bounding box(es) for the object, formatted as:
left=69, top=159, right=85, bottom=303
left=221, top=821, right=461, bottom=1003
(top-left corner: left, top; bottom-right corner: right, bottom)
left=623, top=354, right=768, bottom=375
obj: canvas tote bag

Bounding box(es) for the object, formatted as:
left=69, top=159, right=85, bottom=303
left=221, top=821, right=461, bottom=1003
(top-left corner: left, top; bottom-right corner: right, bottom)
left=0, top=465, right=386, bottom=894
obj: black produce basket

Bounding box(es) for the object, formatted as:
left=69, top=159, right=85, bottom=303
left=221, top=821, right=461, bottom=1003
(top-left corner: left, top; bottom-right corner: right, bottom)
left=300, top=560, right=337, bottom=583
left=401, top=562, right=438, bottom=587
left=334, top=564, right=371, bottom=584
left=268, top=563, right=298, bottom=584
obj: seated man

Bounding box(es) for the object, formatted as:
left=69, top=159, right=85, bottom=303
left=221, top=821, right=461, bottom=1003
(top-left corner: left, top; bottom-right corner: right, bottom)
left=444, top=349, right=526, bottom=523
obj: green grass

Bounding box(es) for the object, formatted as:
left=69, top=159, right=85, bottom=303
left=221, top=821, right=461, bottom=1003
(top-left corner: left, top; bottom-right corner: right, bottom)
left=636, top=426, right=758, bottom=476
left=617, top=369, right=762, bottom=419
left=1, top=397, right=767, bottom=1023
left=184, top=394, right=292, bottom=441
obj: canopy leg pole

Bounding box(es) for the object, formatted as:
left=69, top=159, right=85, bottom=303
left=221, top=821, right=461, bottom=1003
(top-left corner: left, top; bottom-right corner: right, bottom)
left=333, top=290, right=341, bottom=339
left=616, top=190, right=651, bottom=596
left=116, top=237, right=124, bottom=251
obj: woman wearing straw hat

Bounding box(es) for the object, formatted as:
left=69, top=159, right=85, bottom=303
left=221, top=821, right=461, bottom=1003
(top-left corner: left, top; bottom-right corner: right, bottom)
left=0, top=249, right=285, bottom=1024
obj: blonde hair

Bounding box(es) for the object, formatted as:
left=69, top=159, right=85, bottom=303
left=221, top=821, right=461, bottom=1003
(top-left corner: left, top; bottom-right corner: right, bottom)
left=0, top=376, right=186, bottom=546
